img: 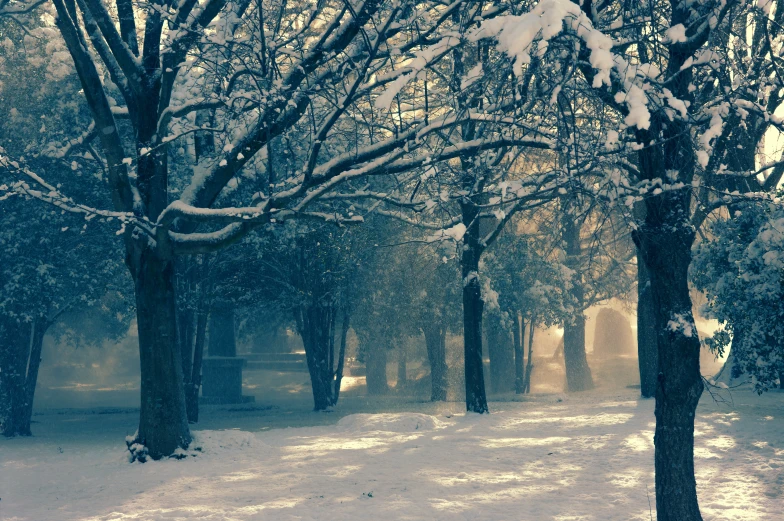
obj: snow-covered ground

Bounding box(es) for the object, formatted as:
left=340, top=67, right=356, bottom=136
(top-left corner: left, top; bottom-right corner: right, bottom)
left=1, top=389, right=782, bottom=521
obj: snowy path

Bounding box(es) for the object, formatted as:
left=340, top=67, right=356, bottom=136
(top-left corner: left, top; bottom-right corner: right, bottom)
left=1, top=390, right=782, bottom=520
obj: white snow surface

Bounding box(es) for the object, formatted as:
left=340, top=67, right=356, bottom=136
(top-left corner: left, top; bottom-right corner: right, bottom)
left=2, top=390, right=783, bottom=520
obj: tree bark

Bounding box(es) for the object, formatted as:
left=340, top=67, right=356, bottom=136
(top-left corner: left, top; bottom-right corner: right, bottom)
left=630, top=23, right=705, bottom=511
left=637, top=247, right=658, bottom=398
left=424, top=325, right=448, bottom=401
left=635, top=193, right=704, bottom=521
left=299, top=304, right=335, bottom=410
left=128, top=250, right=191, bottom=460
left=461, top=222, right=488, bottom=413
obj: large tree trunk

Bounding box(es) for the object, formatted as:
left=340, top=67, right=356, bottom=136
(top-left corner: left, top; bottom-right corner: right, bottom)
left=631, top=25, right=704, bottom=512
left=460, top=220, right=488, bottom=413
left=637, top=247, right=658, bottom=398
left=299, top=304, right=335, bottom=410
left=129, top=251, right=191, bottom=460
left=486, top=316, right=515, bottom=393
left=514, top=314, right=525, bottom=394
left=365, top=342, right=389, bottom=395
left=424, top=325, right=448, bottom=401
left=636, top=192, right=704, bottom=521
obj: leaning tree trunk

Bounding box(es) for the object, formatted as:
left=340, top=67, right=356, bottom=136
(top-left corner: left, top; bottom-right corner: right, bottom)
left=128, top=249, right=191, bottom=460
left=636, top=191, right=704, bottom=521
left=637, top=247, right=658, bottom=398
left=330, top=309, right=350, bottom=406
left=460, top=207, right=488, bottom=413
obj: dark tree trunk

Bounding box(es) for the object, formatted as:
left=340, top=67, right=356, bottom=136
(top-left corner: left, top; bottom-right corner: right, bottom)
left=128, top=251, right=191, bottom=460
left=635, top=194, right=703, bottom=521
left=486, top=316, right=515, bottom=393
left=365, top=342, right=389, bottom=395
left=637, top=247, right=658, bottom=398
left=19, top=320, right=46, bottom=435
left=0, top=318, right=48, bottom=437
left=1, top=319, right=34, bottom=437
left=424, top=325, right=448, bottom=401
left=561, top=212, right=593, bottom=392
left=299, top=304, right=335, bottom=410
left=450, top=1, right=487, bottom=413
left=514, top=314, right=525, bottom=394
left=629, top=24, right=704, bottom=512
left=634, top=88, right=704, bottom=515
left=460, top=220, right=488, bottom=413
left=208, top=307, right=236, bottom=357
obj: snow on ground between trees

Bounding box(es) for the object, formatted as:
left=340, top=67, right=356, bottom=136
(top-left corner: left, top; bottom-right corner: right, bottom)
left=1, top=390, right=782, bottom=521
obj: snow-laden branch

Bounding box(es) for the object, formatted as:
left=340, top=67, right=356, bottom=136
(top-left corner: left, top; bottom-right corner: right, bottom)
left=1, top=154, right=150, bottom=236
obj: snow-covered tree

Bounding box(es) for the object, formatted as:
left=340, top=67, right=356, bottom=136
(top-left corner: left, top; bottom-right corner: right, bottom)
left=692, top=203, right=784, bottom=392
left=3, top=0, right=543, bottom=457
